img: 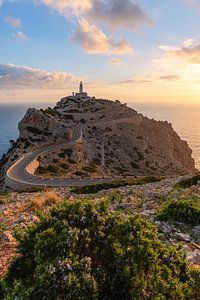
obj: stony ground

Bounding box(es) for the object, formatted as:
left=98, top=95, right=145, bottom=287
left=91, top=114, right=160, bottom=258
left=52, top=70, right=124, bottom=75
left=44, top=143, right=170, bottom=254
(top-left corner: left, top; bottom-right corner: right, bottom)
left=0, top=176, right=200, bottom=278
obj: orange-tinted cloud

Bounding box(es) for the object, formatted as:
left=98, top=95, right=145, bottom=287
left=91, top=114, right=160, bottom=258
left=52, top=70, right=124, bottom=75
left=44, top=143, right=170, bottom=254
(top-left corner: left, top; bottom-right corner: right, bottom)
left=0, top=63, right=79, bottom=89
left=4, top=16, right=21, bottom=28
left=73, top=19, right=132, bottom=54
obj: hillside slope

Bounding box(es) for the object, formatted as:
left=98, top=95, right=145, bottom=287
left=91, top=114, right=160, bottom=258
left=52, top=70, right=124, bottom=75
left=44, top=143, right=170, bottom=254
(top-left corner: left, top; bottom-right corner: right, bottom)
left=0, top=95, right=195, bottom=190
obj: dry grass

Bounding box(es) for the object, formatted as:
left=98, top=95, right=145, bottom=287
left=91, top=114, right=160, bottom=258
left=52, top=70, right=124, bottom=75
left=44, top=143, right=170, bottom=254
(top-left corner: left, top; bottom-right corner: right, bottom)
left=30, top=195, right=46, bottom=210
left=45, top=190, right=59, bottom=204
left=29, top=190, right=59, bottom=210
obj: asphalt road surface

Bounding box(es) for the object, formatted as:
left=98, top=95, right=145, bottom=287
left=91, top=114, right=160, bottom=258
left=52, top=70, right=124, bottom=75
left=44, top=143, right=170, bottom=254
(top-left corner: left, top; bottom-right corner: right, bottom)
left=6, top=126, right=113, bottom=190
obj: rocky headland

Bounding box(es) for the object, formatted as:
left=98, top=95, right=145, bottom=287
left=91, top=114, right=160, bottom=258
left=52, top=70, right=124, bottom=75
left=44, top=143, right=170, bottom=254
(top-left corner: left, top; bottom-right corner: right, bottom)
left=0, top=92, right=196, bottom=191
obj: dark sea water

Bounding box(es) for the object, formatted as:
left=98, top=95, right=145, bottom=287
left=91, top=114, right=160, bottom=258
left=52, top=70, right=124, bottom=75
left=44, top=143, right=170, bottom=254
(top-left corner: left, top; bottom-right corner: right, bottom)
left=0, top=103, right=51, bottom=160
left=0, top=102, right=200, bottom=169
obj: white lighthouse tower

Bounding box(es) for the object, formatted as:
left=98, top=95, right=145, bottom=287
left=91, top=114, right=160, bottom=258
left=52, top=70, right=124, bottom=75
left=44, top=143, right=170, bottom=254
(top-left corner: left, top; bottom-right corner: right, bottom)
left=75, top=81, right=88, bottom=98
left=79, top=81, right=83, bottom=93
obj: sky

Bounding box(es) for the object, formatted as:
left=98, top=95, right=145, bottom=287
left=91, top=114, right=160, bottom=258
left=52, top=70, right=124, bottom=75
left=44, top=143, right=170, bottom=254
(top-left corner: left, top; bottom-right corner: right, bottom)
left=1, top=0, right=200, bottom=103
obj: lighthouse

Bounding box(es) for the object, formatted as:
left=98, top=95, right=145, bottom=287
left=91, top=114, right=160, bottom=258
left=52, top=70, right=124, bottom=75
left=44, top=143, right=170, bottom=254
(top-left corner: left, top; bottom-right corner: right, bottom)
left=75, top=81, right=88, bottom=98
left=79, top=81, right=83, bottom=93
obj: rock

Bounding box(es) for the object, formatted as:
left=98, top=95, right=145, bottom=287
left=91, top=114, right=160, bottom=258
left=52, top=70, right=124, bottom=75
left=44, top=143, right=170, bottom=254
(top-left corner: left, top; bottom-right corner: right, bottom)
left=2, top=231, right=16, bottom=244
left=192, top=225, right=200, bottom=239
left=141, top=209, right=156, bottom=218
left=175, top=232, right=191, bottom=242
left=186, top=251, right=200, bottom=264
left=155, top=221, right=173, bottom=234
left=120, top=203, right=133, bottom=209
left=29, top=215, right=39, bottom=222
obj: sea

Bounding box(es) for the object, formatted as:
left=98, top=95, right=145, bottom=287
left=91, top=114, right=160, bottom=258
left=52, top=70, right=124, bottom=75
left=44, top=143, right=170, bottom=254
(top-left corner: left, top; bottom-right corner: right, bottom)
left=0, top=102, right=200, bottom=169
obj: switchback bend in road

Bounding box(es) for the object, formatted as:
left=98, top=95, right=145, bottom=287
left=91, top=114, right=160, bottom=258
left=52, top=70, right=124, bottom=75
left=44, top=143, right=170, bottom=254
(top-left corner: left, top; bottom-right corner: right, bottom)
left=5, top=126, right=113, bottom=190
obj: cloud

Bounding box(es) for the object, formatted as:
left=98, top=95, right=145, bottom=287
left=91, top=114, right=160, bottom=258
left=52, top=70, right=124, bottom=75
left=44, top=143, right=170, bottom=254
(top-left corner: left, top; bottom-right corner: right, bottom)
left=36, top=0, right=151, bottom=54
left=4, top=16, right=21, bottom=28
left=0, top=63, right=80, bottom=89
left=14, top=31, right=27, bottom=40
left=86, top=0, right=153, bottom=30
left=37, top=0, right=92, bottom=16
left=160, top=40, right=200, bottom=64
left=72, top=19, right=132, bottom=54
left=185, top=0, right=200, bottom=10
left=159, top=45, right=179, bottom=52
left=110, top=58, right=126, bottom=65
left=122, top=74, right=180, bottom=84
left=159, top=75, right=180, bottom=81
left=38, top=0, right=152, bottom=30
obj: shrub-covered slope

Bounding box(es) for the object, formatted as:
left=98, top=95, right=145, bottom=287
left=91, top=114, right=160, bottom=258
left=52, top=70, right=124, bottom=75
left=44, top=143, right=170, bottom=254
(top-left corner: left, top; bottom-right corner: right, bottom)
left=1, top=198, right=199, bottom=299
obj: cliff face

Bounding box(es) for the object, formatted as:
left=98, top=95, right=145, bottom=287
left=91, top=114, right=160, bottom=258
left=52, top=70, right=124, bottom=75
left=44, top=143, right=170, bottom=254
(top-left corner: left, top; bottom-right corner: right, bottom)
left=82, top=116, right=194, bottom=176
left=0, top=95, right=195, bottom=189
left=18, top=108, right=73, bottom=145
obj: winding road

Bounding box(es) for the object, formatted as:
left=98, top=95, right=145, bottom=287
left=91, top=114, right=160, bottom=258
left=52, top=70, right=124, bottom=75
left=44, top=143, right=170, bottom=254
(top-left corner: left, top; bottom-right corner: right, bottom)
left=5, top=126, right=113, bottom=190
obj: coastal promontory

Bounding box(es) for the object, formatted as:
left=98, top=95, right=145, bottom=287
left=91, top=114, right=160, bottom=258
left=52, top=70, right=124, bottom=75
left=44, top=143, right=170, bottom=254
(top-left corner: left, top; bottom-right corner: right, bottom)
left=0, top=86, right=195, bottom=191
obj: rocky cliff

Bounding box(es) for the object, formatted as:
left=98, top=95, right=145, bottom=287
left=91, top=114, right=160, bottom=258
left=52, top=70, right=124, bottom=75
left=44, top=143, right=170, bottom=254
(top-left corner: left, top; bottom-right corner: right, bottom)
left=0, top=95, right=195, bottom=189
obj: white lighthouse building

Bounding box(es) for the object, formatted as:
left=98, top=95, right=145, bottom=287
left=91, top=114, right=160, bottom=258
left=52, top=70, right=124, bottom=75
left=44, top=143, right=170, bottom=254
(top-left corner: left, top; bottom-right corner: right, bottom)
left=75, top=81, right=88, bottom=98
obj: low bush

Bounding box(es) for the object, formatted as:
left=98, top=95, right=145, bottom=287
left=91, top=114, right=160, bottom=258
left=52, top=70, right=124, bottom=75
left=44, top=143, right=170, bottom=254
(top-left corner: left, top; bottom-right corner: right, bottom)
left=47, top=165, right=59, bottom=174
left=130, top=161, right=140, bottom=169
left=1, top=199, right=199, bottom=299
left=72, top=176, right=162, bottom=194
left=175, top=174, right=200, bottom=188
left=37, top=166, right=48, bottom=174
left=58, top=152, right=65, bottom=159
left=26, top=126, right=43, bottom=135
left=74, top=170, right=88, bottom=177
left=61, top=163, right=69, bottom=170
left=0, top=222, right=6, bottom=239
left=82, top=165, right=97, bottom=173
left=38, top=165, right=60, bottom=174
left=157, top=200, right=200, bottom=225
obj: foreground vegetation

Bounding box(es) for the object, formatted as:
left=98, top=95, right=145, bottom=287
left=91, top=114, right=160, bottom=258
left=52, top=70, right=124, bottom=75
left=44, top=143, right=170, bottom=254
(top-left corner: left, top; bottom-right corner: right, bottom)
left=175, top=173, right=200, bottom=188
left=157, top=199, right=200, bottom=225
left=1, top=197, right=199, bottom=299
left=72, top=176, right=162, bottom=194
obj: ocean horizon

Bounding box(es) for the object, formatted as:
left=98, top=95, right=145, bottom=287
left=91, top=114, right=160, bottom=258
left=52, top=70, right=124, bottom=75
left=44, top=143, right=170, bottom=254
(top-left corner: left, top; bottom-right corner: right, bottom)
left=0, top=101, right=200, bottom=170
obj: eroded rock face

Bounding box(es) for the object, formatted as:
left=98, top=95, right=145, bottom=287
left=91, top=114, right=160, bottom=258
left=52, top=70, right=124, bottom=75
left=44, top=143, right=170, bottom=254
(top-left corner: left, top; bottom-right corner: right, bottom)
left=0, top=95, right=196, bottom=190
left=82, top=114, right=195, bottom=176
left=18, top=108, right=72, bottom=145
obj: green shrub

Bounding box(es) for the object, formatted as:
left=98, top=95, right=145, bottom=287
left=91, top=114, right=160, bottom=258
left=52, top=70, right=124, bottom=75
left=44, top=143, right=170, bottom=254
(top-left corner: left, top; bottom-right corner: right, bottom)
left=37, top=166, right=48, bottom=174
left=26, top=126, right=43, bottom=135
left=38, top=165, right=59, bottom=174
left=61, top=163, right=68, bottom=170
left=47, top=165, right=59, bottom=174
left=44, top=109, right=59, bottom=117
left=0, top=222, right=6, bottom=239
left=175, top=174, right=200, bottom=188
left=1, top=199, right=199, bottom=299
left=72, top=176, right=162, bottom=194
left=74, top=170, right=88, bottom=177
left=58, top=152, right=65, bottom=158
left=82, top=165, right=97, bottom=173
left=130, top=161, right=140, bottom=169
left=157, top=200, right=200, bottom=225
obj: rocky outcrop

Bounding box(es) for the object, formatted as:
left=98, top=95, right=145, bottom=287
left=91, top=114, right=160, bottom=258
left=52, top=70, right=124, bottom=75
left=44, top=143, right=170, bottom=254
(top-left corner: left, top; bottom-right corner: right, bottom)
left=18, top=108, right=72, bottom=146
left=82, top=114, right=195, bottom=176
left=0, top=95, right=196, bottom=190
